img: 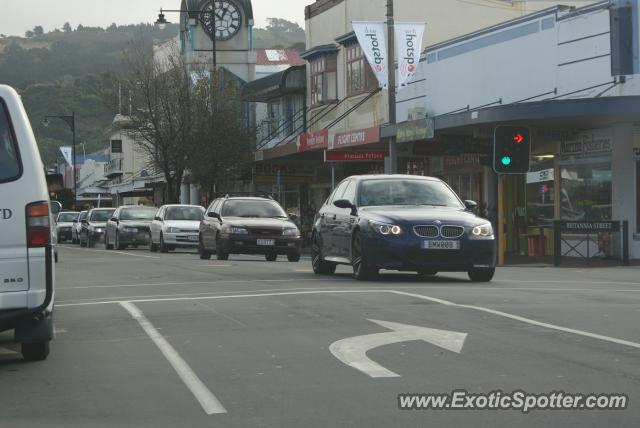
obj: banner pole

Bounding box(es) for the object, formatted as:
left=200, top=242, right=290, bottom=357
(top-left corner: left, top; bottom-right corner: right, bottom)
left=386, top=0, right=397, bottom=175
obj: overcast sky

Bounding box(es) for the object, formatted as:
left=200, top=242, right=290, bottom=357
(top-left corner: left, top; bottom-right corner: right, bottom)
left=0, top=0, right=307, bottom=36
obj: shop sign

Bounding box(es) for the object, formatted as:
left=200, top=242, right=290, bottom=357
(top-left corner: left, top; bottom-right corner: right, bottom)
left=298, top=130, right=329, bottom=152
left=561, top=130, right=612, bottom=156
left=561, top=221, right=620, bottom=233
left=330, top=127, right=380, bottom=150
left=324, top=150, right=388, bottom=162
left=397, top=118, right=434, bottom=143
left=254, top=163, right=315, bottom=177
left=526, top=168, right=554, bottom=184
left=443, top=154, right=481, bottom=173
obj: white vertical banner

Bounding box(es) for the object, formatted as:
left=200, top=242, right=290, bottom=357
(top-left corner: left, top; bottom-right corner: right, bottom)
left=395, top=22, right=426, bottom=88
left=60, top=146, right=73, bottom=167
left=352, top=21, right=389, bottom=89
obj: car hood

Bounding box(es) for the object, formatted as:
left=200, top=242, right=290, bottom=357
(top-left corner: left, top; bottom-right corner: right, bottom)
left=359, top=206, right=485, bottom=226
left=223, top=217, right=297, bottom=229
left=57, top=221, right=75, bottom=227
left=164, top=220, right=201, bottom=230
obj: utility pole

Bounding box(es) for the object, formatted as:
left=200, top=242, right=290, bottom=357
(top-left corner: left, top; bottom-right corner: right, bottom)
left=386, top=0, right=397, bottom=174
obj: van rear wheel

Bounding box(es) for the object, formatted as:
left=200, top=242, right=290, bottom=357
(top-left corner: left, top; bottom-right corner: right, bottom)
left=21, top=341, right=50, bottom=361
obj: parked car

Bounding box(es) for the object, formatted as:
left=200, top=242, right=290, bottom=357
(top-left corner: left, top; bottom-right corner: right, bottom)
left=311, top=175, right=497, bottom=282
left=199, top=195, right=302, bottom=262
left=105, top=206, right=157, bottom=250
left=56, top=211, right=79, bottom=243
left=0, top=84, right=55, bottom=361
left=150, top=204, right=205, bottom=253
left=80, top=208, right=115, bottom=248
left=72, top=210, right=87, bottom=244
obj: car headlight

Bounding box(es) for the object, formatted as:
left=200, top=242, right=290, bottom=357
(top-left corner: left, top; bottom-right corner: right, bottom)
left=369, top=220, right=402, bottom=236
left=94, top=227, right=103, bottom=233
left=282, top=228, right=300, bottom=237
left=471, top=223, right=494, bottom=238
left=165, top=227, right=180, bottom=233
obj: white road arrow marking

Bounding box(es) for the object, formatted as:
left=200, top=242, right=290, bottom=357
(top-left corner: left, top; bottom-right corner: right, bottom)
left=330, top=319, right=467, bottom=378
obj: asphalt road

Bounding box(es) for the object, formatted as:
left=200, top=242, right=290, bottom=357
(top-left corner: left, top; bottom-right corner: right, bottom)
left=1, top=244, right=639, bottom=427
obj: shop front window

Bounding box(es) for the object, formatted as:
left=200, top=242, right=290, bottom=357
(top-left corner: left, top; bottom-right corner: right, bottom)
left=560, top=160, right=612, bottom=221
left=526, top=158, right=555, bottom=226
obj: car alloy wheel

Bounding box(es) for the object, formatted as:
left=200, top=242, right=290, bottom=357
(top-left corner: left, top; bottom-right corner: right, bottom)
left=311, top=233, right=336, bottom=275
left=352, top=233, right=378, bottom=281
left=149, top=233, right=158, bottom=252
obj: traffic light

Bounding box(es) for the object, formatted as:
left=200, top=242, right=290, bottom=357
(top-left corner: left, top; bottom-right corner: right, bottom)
left=493, top=126, right=531, bottom=174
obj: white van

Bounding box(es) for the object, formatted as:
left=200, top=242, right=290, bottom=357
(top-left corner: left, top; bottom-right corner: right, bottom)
left=0, top=85, right=55, bottom=361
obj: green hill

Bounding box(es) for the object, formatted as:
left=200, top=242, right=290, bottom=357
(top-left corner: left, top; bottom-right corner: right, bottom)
left=0, top=20, right=305, bottom=166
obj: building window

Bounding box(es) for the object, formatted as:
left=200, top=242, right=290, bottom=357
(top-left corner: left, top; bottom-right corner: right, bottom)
left=111, top=140, right=123, bottom=154
left=310, top=55, right=337, bottom=107
left=346, top=42, right=377, bottom=96
left=560, top=160, right=612, bottom=222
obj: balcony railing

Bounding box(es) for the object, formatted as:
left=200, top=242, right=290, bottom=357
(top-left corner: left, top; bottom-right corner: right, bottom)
left=104, top=157, right=124, bottom=178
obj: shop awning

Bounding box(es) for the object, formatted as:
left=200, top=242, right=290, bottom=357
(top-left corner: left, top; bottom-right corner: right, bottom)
left=244, top=66, right=306, bottom=102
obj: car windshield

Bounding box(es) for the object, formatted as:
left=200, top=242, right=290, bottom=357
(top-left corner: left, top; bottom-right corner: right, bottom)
left=90, top=209, right=115, bottom=222
left=358, top=179, right=464, bottom=208
left=120, top=207, right=157, bottom=221
left=57, top=212, right=79, bottom=222
left=221, top=200, right=287, bottom=218
left=165, top=206, right=204, bottom=221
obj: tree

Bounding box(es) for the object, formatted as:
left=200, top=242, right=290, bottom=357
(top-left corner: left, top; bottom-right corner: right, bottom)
left=122, top=38, right=190, bottom=204
left=33, top=26, right=44, bottom=37
left=187, top=70, right=253, bottom=199
left=63, top=22, right=72, bottom=33
left=25, top=30, right=35, bottom=38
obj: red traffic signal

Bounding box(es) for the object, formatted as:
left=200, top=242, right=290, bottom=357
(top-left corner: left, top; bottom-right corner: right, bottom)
left=494, top=126, right=531, bottom=174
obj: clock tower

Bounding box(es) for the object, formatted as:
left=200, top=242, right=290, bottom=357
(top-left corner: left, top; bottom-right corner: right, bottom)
left=179, top=0, right=256, bottom=83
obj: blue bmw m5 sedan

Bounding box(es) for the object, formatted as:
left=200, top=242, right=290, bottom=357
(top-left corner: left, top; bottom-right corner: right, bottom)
left=311, top=175, right=496, bottom=281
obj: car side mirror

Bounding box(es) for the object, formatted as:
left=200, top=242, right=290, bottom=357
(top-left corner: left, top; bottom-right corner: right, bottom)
left=110, top=217, right=118, bottom=222
left=207, top=212, right=220, bottom=219
left=50, top=201, right=62, bottom=215
left=288, top=213, right=298, bottom=221
left=464, top=200, right=478, bottom=211
left=333, top=199, right=354, bottom=210
left=154, top=216, right=162, bottom=221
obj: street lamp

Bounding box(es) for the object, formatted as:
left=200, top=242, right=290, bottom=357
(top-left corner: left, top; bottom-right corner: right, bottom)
left=154, top=6, right=217, bottom=68
left=43, top=113, right=77, bottom=208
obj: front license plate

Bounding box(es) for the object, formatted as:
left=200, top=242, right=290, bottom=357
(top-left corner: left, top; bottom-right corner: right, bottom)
left=257, top=239, right=275, bottom=246
left=188, top=235, right=199, bottom=242
left=423, top=240, right=460, bottom=250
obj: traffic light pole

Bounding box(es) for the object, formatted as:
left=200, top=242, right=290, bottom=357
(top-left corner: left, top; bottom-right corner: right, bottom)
left=497, top=174, right=505, bottom=267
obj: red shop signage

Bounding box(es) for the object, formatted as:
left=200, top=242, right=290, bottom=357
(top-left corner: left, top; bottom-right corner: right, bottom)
left=297, top=129, right=329, bottom=152
left=330, top=127, right=380, bottom=149
left=324, top=150, right=389, bottom=162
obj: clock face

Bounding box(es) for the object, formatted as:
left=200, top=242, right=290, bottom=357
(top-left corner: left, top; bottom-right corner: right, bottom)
left=200, top=0, right=242, bottom=41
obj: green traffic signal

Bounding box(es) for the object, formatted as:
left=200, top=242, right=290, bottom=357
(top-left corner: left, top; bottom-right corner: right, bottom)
left=501, top=156, right=512, bottom=166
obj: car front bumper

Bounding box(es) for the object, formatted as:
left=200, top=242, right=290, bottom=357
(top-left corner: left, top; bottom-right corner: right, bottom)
left=219, top=235, right=302, bottom=255
left=362, top=233, right=496, bottom=272
left=57, top=227, right=73, bottom=241
left=119, top=230, right=150, bottom=245
left=162, top=232, right=200, bottom=247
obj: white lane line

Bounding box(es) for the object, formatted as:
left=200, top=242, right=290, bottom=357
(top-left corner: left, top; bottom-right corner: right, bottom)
left=58, top=289, right=383, bottom=307
left=58, top=278, right=336, bottom=290
left=62, top=246, right=161, bottom=259
left=390, top=290, right=640, bottom=351
left=120, top=301, right=227, bottom=415
left=64, top=289, right=640, bottom=352
left=56, top=287, right=346, bottom=306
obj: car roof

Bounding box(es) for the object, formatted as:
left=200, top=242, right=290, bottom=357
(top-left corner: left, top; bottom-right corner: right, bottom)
left=161, top=204, right=203, bottom=208
left=220, top=197, right=276, bottom=202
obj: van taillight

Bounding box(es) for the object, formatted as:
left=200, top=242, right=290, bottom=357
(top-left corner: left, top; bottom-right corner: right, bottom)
left=26, top=201, right=50, bottom=247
